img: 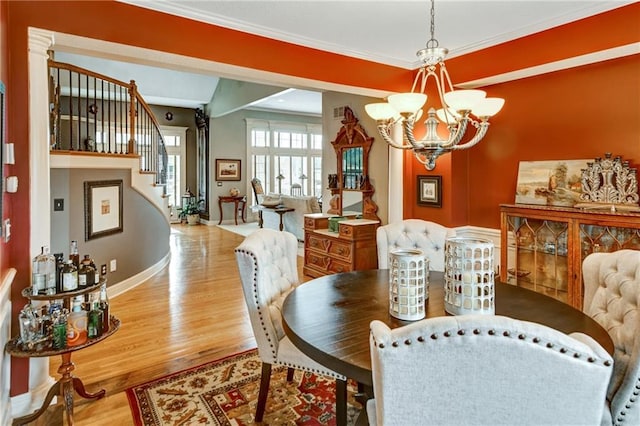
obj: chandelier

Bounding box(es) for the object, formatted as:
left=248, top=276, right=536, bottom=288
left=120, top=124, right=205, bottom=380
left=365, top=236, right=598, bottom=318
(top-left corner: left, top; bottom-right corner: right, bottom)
left=365, top=0, right=505, bottom=170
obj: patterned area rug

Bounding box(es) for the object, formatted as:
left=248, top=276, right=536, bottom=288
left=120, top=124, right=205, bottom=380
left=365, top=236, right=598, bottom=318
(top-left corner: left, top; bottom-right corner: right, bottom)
left=126, top=348, right=361, bottom=425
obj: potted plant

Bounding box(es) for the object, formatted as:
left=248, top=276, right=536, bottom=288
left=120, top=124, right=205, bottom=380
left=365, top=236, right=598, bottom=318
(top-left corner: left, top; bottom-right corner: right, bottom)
left=178, top=199, right=204, bottom=225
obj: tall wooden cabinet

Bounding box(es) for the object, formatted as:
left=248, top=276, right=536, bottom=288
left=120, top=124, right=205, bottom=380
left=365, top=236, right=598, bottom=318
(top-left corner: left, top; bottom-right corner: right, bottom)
left=303, top=213, right=379, bottom=278
left=500, top=203, right=640, bottom=309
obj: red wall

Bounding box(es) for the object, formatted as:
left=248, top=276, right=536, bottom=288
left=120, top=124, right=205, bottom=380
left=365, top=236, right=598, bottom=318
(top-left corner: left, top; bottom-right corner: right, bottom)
left=4, top=0, right=639, bottom=396
left=405, top=53, right=640, bottom=227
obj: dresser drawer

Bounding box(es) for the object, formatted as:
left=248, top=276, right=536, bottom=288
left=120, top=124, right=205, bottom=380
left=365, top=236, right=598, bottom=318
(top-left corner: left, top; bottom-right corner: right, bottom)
left=304, top=250, right=352, bottom=275
left=328, top=240, right=352, bottom=261
left=306, top=233, right=331, bottom=253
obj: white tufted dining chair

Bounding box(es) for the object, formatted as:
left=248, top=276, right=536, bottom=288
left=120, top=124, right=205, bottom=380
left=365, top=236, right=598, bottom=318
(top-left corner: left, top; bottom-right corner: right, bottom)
left=376, top=219, right=456, bottom=271
left=368, top=315, right=613, bottom=426
left=235, top=229, right=348, bottom=423
left=583, top=249, right=640, bottom=426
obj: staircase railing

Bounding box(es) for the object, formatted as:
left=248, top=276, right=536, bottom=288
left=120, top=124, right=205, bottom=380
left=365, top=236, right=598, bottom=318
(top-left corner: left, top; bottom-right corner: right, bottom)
left=48, top=60, right=168, bottom=187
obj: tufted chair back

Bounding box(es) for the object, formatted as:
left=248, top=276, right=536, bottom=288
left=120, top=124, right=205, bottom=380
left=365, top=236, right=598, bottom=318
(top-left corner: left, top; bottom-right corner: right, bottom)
left=368, top=315, right=613, bottom=426
left=583, top=249, right=640, bottom=426
left=235, top=228, right=299, bottom=364
left=376, top=219, right=456, bottom=271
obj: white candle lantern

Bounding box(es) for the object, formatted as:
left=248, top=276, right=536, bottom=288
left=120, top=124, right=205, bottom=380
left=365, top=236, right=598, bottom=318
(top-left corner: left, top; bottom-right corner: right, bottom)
left=444, top=237, right=495, bottom=315
left=389, top=249, right=429, bottom=321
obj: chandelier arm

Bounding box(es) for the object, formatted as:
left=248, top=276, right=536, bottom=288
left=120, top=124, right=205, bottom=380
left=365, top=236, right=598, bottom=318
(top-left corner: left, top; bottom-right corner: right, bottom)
left=402, top=118, right=427, bottom=150
left=376, top=121, right=415, bottom=150
left=439, top=116, right=469, bottom=148
left=450, top=121, right=490, bottom=151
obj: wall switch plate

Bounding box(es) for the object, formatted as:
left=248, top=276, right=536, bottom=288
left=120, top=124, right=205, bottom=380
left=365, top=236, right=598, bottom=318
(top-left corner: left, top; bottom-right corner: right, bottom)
left=101, top=264, right=107, bottom=276
left=3, top=219, right=9, bottom=243
left=110, top=259, right=117, bottom=272
left=53, top=198, right=64, bottom=211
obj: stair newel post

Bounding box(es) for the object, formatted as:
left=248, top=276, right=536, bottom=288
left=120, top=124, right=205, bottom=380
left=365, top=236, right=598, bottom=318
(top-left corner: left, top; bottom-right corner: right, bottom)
left=128, top=80, right=137, bottom=155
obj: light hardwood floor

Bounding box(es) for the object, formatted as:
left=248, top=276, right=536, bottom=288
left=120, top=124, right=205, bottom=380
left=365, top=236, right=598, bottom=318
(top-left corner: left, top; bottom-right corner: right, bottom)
left=36, top=224, right=302, bottom=425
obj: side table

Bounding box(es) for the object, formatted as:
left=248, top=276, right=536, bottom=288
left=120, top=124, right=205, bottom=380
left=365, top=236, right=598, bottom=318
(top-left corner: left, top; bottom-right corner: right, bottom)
left=6, top=316, right=121, bottom=425
left=257, top=205, right=295, bottom=231
left=218, top=195, right=247, bottom=225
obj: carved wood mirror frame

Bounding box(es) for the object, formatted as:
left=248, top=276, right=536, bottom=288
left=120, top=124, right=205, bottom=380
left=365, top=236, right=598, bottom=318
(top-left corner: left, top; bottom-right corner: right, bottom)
left=327, top=107, right=380, bottom=221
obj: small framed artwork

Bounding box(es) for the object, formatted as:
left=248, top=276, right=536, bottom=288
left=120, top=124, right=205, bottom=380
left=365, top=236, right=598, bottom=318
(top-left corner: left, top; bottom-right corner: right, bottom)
left=215, top=159, right=241, bottom=181
left=417, top=175, right=442, bottom=207
left=84, top=179, right=123, bottom=241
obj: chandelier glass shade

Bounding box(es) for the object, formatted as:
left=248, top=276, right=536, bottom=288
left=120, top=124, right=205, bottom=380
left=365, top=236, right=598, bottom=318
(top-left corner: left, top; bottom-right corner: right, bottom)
left=365, top=0, right=504, bottom=171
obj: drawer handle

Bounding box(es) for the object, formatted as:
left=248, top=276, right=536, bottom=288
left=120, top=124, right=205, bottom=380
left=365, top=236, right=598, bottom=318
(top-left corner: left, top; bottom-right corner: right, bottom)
left=336, top=266, right=344, bottom=272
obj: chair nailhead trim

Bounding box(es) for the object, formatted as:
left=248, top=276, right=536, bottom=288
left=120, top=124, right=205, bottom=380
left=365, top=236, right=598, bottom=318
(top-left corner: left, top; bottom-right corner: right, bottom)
left=374, top=327, right=613, bottom=367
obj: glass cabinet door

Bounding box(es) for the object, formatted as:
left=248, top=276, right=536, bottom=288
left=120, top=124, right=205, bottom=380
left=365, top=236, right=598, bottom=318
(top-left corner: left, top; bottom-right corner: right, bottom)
left=580, top=225, right=640, bottom=259
left=505, top=216, right=569, bottom=303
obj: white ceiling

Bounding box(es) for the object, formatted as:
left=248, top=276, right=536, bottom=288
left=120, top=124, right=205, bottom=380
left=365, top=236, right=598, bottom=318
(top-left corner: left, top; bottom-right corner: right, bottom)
left=61, top=1, right=633, bottom=115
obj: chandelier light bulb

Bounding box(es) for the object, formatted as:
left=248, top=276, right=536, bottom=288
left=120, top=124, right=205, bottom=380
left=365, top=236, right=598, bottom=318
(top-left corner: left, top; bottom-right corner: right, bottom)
left=364, top=103, right=397, bottom=121
left=388, top=93, right=428, bottom=115
left=471, top=97, right=505, bottom=119
left=443, top=90, right=487, bottom=112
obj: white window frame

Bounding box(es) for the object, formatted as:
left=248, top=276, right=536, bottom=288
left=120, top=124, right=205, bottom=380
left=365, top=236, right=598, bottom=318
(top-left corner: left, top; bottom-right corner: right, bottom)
left=245, top=118, right=322, bottom=206
left=160, top=125, right=188, bottom=208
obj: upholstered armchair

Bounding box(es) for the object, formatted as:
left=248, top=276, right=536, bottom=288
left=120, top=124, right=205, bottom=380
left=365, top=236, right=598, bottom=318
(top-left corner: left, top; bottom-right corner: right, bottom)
left=367, top=315, right=613, bottom=426
left=234, top=229, right=347, bottom=423
left=376, top=219, right=456, bottom=271
left=583, top=249, right=640, bottom=426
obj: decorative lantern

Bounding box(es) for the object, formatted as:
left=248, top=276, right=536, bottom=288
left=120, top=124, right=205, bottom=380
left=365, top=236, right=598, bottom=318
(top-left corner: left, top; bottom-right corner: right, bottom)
left=389, top=249, right=429, bottom=321
left=444, top=237, right=495, bottom=315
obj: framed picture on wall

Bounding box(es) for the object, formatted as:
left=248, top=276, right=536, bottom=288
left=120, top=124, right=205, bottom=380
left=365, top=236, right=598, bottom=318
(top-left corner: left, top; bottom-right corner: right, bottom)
left=215, top=159, right=241, bottom=181
left=84, top=179, right=123, bottom=240
left=417, top=175, right=442, bottom=207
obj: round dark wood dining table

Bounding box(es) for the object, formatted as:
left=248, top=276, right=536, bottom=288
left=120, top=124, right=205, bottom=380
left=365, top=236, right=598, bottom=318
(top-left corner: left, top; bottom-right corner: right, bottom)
left=282, top=269, right=614, bottom=387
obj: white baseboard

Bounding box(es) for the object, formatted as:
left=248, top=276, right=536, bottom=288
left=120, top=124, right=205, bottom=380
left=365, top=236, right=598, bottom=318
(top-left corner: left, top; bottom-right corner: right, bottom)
left=10, top=373, right=56, bottom=421
left=109, top=252, right=171, bottom=298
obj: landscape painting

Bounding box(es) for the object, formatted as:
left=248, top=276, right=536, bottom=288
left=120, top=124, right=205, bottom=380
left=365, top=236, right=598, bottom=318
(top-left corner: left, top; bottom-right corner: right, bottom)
left=515, top=159, right=590, bottom=207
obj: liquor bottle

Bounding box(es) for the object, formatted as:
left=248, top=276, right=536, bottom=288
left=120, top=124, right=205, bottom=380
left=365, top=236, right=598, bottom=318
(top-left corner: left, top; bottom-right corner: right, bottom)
left=87, top=295, right=103, bottom=339
left=78, top=257, right=95, bottom=290
left=87, top=255, right=100, bottom=285
left=67, top=296, right=87, bottom=347
left=69, top=240, right=79, bottom=269
left=99, top=274, right=110, bottom=333
left=51, top=308, right=67, bottom=350
left=61, top=260, right=78, bottom=292
left=53, top=253, right=65, bottom=293
left=32, top=246, right=56, bottom=295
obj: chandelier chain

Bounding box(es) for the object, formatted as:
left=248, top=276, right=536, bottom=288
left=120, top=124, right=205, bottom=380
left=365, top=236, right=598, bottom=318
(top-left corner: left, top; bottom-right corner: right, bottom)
left=427, top=0, right=438, bottom=49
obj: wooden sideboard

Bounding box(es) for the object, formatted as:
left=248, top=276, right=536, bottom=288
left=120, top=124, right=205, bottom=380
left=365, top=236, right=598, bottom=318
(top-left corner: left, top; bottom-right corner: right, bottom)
left=500, top=203, right=640, bottom=309
left=303, top=213, right=379, bottom=278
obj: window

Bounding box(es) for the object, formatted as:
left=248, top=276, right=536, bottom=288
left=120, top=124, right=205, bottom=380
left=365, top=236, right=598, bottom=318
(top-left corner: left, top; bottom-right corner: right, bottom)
left=160, top=126, right=188, bottom=208
left=246, top=119, right=321, bottom=205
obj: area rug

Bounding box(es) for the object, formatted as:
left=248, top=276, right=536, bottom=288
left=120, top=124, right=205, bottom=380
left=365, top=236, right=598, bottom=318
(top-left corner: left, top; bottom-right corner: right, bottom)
left=127, top=348, right=361, bottom=425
